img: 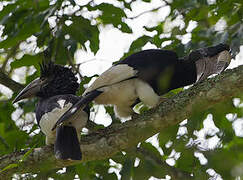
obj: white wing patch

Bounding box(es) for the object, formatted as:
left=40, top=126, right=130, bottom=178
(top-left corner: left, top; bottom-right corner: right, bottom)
left=92, top=78, right=160, bottom=118
left=39, top=101, right=72, bottom=145
left=84, top=64, right=137, bottom=95
left=57, top=99, right=66, bottom=109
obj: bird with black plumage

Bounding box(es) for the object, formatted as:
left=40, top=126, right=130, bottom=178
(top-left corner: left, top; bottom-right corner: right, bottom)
left=53, top=43, right=231, bottom=130
left=13, top=62, right=89, bottom=160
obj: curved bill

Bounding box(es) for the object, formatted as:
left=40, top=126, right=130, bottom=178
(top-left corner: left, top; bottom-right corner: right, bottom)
left=195, top=49, right=232, bottom=83
left=13, top=78, right=42, bottom=104
left=217, top=50, right=232, bottom=71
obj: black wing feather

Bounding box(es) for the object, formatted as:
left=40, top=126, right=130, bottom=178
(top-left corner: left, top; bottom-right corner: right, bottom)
left=51, top=90, right=102, bottom=130
left=36, top=94, right=85, bottom=126
left=117, top=49, right=179, bottom=95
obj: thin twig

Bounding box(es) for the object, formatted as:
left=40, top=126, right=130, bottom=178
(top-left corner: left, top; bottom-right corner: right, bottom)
left=0, top=69, right=24, bottom=92
left=67, top=51, right=83, bottom=81
left=2, top=43, right=20, bottom=73
left=76, top=58, right=111, bottom=66
left=127, top=1, right=170, bottom=20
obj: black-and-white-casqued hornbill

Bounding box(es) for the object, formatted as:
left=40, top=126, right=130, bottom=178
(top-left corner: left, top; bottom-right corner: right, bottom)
left=13, top=62, right=89, bottom=160
left=53, top=43, right=231, bottom=131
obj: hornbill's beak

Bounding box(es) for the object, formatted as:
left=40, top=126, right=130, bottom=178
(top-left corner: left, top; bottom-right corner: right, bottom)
left=188, top=44, right=232, bottom=83
left=217, top=50, right=232, bottom=72
left=205, top=43, right=232, bottom=72
left=13, top=78, right=43, bottom=103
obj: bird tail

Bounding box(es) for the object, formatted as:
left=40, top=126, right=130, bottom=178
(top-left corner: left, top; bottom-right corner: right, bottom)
left=54, top=125, right=82, bottom=160
left=170, top=43, right=230, bottom=90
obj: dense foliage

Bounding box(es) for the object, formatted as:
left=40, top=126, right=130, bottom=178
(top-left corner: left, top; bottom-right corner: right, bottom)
left=0, top=0, right=242, bottom=179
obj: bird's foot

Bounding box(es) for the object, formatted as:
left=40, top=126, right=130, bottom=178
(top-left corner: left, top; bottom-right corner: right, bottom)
left=159, top=96, right=169, bottom=104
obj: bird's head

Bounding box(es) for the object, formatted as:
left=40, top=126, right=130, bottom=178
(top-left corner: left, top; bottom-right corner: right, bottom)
left=13, top=61, right=79, bottom=103
left=189, top=43, right=232, bottom=71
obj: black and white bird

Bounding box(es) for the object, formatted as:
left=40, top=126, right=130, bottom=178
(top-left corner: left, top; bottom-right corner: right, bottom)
left=13, top=62, right=89, bottom=160
left=53, top=43, right=231, bottom=129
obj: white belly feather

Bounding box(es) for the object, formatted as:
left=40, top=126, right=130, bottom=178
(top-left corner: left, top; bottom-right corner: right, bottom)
left=84, top=64, right=137, bottom=95
left=39, top=100, right=72, bottom=145
left=95, top=79, right=137, bottom=106
left=83, top=63, right=160, bottom=118
left=94, top=79, right=160, bottom=118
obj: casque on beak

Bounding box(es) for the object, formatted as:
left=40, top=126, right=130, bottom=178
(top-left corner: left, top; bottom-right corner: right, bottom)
left=13, top=78, right=43, bottom=104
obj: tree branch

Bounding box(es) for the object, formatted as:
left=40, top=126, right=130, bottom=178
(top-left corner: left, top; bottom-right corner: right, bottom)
left=1, top=65, right=243, bottom=177
left=127, top=5, right=167, bottom=19
left=0, top=70, right=24, bottom=92
left=127, top=1, right=170, bottom=19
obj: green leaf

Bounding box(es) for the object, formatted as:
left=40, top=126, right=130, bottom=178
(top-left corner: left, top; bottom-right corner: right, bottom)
left=11, top=54, right=42, bottom=70
left=20, top=145, right=36, bottom=162
left=206, top=142, right=243, bottom=179
left=0, top=3, right=17, bottom=21
left=120, top=158, right=134, bottom=180
left=158, top=125, right=178, bottom=148
left=141, top=142, right=162, bottom=159
left=0, top=0, right=242, bottom=178
left=94, top=3, right=132, bottom=33
left=176, top=149, right=195, bottom=172
left=120, top=22, right=133, bottom=33
left=0, top=12, right=41, bottom=49
left=0, top=163, right=18, bottom=173
left=63, top=16, right=99, bottom=53
left=122, top=35, right=151, bottom=59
